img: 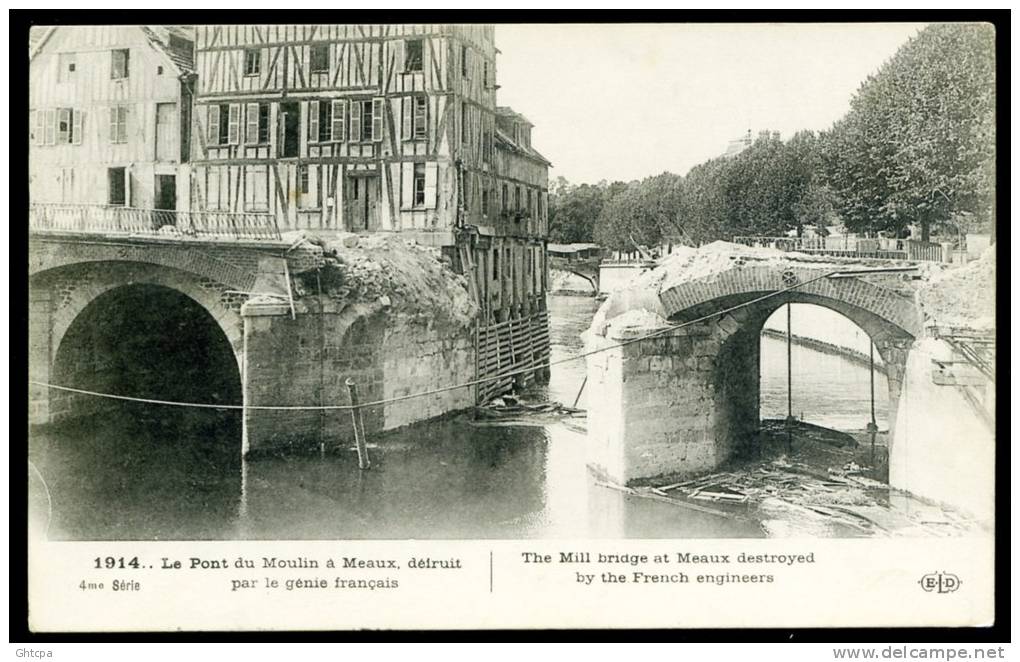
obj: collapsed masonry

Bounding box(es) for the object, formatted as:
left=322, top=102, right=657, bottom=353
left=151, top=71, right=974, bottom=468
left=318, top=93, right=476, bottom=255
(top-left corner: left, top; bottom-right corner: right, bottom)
left=242, top=232, right=479, bottom=454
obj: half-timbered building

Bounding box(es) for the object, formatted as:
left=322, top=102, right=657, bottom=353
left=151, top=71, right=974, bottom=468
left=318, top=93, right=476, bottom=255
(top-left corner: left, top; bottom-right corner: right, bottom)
left=189, top=24, right=552, bottom=389
left=29, top=26, right=195, bottom=212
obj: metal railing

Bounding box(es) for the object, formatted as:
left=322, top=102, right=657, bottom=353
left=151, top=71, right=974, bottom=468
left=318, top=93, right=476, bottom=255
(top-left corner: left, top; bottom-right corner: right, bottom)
left=29, top=203, right=282, bottom=241
left=732, top=235, right=944, bottom=262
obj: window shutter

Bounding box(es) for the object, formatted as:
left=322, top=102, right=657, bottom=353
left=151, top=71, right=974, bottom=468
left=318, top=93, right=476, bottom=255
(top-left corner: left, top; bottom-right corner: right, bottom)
left=72, top=109, right=83, bottom=145
left=371, top=97, right=384, bottom=142
left=400, top=162, right=413, bottom=209
left=245, top=103, right=258, bottom=144
left=227, top=104, right=240, bottom=145
left=401, top=97, right=411, bottom=141
left=414, top=97, right=428, bottom=140
left=207, top=105, right=220, bottom=145
left=350, top=100, right=361, bottom=143
left=118, top=107, right=128, bottom=143
left=108, top=107, right=118, bottom=144
left=30, top=111, right=37, bottom=145
left=308, top=100, right=320, bottom=143
left=331, top=100, right=345, bottom=142
left=424, top=162, right=438, bottom=209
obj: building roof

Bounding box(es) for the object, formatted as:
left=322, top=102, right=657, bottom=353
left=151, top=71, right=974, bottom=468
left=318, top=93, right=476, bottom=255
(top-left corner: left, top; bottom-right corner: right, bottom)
left=139, top=26, right=195, bottom=74
left=29, top=25, right=194, bottom=75
left=548, top=243, right=602, bottom=254
left=495, top=127, right=552, bottom=167
left=496, top=106, right=534, bottom=127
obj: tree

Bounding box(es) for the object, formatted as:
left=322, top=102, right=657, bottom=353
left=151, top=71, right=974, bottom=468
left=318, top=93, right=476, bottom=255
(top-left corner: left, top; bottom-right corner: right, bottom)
left=547, top=183, right=605, bottom=244
left=593, top=182, right=662, bottom=251
left=822, top=24, right=996, bottom=240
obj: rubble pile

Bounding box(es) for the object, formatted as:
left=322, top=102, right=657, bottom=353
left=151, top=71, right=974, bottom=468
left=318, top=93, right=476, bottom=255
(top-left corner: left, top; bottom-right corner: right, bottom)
left=917, top=247, right=996, bottom=330
left=289, top=231, right=478, bottom=327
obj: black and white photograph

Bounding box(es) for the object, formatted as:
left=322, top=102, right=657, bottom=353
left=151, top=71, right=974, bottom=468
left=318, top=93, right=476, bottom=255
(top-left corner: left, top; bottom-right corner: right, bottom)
left=21, top=17, right=1001, bottom=635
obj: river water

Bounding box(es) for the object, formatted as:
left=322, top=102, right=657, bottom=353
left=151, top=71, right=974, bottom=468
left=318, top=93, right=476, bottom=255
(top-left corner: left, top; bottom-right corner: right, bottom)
left=28, top=296, right=890, bottom=541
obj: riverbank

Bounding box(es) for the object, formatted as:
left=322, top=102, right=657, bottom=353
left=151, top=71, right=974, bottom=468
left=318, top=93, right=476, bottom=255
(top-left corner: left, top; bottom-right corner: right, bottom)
left=760, top=328, right=887, bottom=374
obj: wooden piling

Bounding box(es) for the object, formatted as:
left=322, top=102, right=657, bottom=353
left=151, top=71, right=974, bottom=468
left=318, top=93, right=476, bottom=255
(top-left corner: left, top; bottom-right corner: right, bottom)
left=346, top=378, right=371, bottom=470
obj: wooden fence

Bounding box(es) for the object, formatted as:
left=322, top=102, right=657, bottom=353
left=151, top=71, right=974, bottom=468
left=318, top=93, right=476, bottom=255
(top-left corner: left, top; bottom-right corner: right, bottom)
left=475, top=310, right=551, bottom=404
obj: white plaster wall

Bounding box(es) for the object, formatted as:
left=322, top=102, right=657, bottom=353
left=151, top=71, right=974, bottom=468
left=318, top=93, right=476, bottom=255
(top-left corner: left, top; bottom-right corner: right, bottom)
left=889, top=337, right=995, bottom=522
left=584, top=334, right=627, bottom=482
left=598, top=264, right=649, bottom=295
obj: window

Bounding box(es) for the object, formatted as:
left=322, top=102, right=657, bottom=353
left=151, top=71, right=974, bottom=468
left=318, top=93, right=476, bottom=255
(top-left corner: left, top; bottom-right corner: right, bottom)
left=461, top=44, right=469, bottom=77
left=402, top=96, right=428, bottom=141
left=310, top=44, right=329, bottom=73
left=108, top=167, right=126, bottom=206
left=111, top=49, right=129, bottom=79
left=461, top=102, right=468, bottom=145
left=157, top=65, right=163, bottom=75
left=298, top=164, right=310, bottom=194
left=413, top=163, right=426, bottom=206
left=405, top=39, right=423, bottom=72
left=483, top=61, right=489, bottom=88
left=245, top=103, right=270, bottom=144
left=352, top=99, right=380, bottom=142
left=280, top=101, right=300, bottom=158
left=208, top=104, right=237, bottom=145
left=481, top=187, right=489, bottom=216
left=109, top=105, right=128, bottom=144
left=58, top=53, right=76, bottom=82
left=501, top=183, right=508, bottom=212
left=244, top=49, right=261, bottom=76
left=526, top=188, right=532, bottom=215
left=57, top=108, right=71, bottom=143
left=515, top=186, right=521, bottom=213
left=308, top=100, right=346, bottom=143
left=492, top=249, right=499, bottom=280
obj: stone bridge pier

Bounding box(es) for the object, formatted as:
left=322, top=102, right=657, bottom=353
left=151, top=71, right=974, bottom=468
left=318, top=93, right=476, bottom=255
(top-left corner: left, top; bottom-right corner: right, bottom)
left=585, top=248, right=922, bottom=486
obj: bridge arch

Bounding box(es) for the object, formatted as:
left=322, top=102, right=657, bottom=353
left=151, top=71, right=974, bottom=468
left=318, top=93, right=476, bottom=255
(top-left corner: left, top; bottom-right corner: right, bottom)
left=586, top=255, right=921, bottom=485
left=29, top=260, right=245, bottom=425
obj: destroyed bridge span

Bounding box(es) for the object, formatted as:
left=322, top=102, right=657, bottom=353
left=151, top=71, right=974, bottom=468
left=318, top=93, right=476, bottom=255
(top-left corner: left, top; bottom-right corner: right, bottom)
left=585, top=243, right=995, bottom=521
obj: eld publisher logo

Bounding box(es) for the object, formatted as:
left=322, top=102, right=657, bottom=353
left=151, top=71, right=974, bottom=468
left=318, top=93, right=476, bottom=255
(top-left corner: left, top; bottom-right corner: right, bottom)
left=919, top=572, right=961, bottom=594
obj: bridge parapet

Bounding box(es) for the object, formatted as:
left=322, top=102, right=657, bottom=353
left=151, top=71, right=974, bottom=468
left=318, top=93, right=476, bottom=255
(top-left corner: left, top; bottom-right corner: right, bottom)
left=30, top=203, right=282, bottom=242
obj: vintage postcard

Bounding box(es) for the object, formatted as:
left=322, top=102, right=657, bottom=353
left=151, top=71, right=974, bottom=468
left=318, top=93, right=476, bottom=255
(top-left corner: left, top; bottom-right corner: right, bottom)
left=24, top=20, right=999, bottom=633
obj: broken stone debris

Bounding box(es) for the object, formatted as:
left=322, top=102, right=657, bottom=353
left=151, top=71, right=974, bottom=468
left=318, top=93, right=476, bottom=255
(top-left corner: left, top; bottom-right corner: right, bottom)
left=289, top=231, right=478, bottom=327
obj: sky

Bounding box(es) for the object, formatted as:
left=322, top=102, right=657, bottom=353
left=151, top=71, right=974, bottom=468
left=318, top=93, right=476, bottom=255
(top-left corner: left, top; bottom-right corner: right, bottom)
left=494, top=23, right=927, bottom=184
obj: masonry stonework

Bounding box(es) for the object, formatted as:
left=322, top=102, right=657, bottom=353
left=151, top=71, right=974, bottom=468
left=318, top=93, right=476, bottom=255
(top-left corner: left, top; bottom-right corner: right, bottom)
left=587, top=249, right=922, bottom=486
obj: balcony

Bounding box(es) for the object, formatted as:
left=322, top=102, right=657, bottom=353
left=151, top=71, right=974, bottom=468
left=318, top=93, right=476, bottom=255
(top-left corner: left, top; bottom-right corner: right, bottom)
left=29, top=203, right=281, bottom=241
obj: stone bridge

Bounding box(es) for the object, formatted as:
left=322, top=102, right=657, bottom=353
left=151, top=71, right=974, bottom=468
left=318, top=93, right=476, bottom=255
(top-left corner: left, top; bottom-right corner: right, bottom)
left=548, top=255, right=601, bottom=294
left=28, top=230, right=476, bottom=457
left=584, top=243, right=995, bottom=520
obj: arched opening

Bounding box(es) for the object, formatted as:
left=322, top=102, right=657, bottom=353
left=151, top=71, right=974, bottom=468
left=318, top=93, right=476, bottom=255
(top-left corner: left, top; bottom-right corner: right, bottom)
left=35, top=283, right=245, bottom=539
left=753, top=302, right=893, bottom=479
left=52, top=283, right=242, bottom=437
left=760, top=303, right=888, bottom=431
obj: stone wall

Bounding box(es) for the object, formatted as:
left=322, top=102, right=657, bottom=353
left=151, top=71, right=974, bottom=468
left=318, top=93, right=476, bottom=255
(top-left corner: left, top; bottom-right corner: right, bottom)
left=586, top=310, right=757, bottom=486
left=242, top=298, right=475, bottom=456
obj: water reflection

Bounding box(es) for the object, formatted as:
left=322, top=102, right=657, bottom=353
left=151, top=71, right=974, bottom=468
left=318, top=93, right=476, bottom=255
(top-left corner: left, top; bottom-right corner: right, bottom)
left=29, top=295, right=889, bottom=540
